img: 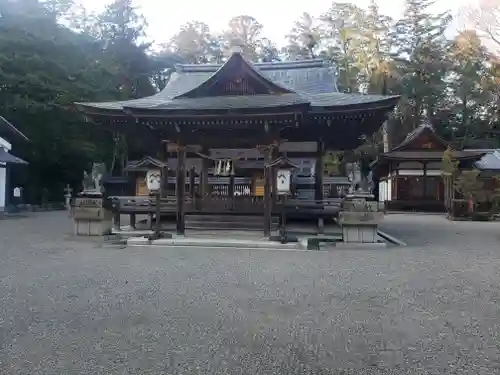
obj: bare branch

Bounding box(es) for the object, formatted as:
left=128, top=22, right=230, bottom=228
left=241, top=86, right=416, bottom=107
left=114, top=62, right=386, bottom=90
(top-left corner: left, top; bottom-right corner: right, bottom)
left=461, top=0, right=500, bottom=55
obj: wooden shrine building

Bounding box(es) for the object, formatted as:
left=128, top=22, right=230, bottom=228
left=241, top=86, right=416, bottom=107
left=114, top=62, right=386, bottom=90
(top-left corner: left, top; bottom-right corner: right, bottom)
left=75, top=50, right=400, bottom=235
left=372, top=123, right=485, bottom=212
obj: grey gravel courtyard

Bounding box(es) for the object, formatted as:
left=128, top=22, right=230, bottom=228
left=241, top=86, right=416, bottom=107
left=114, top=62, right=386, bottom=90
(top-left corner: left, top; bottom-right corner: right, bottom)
left=1, top=212, right=500, bottom=374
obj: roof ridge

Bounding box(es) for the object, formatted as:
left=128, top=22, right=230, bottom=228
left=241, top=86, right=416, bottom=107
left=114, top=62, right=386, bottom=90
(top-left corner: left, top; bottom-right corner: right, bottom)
left=174, top=52, right=296, bottom=99
left=176, top=58, right=331, bottom=73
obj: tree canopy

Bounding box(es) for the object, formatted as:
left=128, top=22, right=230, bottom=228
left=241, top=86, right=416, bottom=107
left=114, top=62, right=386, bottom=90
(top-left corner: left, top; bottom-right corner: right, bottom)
left=0, top=0, right=499, bottom=203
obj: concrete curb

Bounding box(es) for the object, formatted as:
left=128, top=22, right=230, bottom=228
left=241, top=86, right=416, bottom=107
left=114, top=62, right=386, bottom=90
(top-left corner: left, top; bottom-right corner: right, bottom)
left=113, top=229, right=154, bottom=237
left=327, top=242, right=388, bottom=250
left=125, top=230, right=406, bottom=250
left=127, top=236, right=303, bottom=251
left=377, top=230, right=407, bottom=246
left=386, top=211, right=444, bottom=216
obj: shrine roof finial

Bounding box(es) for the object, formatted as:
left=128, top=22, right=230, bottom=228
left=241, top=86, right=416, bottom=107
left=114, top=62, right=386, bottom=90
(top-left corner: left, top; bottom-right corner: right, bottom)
left=229, top=45, right=243, bottom=55
left=420, top=118, right=434, bottom=129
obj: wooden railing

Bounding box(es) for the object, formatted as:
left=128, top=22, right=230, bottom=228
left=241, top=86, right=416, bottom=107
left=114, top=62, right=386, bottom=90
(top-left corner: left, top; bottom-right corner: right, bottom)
left=159, top=176, right=350, bottom=197
left=110, top=195, right=344, bottom=218
left=111, top=196, right=180, bottom=214
left=285, top=198, right=342, bottom=211
left=195, top=195, right=264, bottom=213
left=110, top=195, right=265, bottom=214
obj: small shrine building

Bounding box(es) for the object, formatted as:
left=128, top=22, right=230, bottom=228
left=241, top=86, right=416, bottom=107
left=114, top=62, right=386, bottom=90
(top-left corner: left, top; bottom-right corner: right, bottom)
left=372, top=123, right=485, bottom=212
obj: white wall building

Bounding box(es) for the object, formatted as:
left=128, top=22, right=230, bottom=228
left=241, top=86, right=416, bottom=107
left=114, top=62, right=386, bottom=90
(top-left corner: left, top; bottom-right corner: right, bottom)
left=0, top=135, right=12, bottom=211
left=0, top=116, right=29, bottom=212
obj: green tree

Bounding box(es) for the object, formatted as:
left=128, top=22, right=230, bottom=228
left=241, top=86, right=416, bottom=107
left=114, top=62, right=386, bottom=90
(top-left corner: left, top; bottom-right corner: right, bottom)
left=92, top=0, right=157, bottom=98
left=320, top=2, right=367, bottom=93
left=165, top=21, right=222, bottom=64
left=0, top=0, right=125, bottom=202
left=222, top=15, right=264, bottom=61
left=454, top=170, right=487, bottom=210
left=362, top=0, right=399, bottom=95
left=446, top=30, right=496, bottom=146
left=392, top=0, right=452, bottom=138
left=256, top=38, right=281, bottom=62
left=284, top=12, right=322, bottom=59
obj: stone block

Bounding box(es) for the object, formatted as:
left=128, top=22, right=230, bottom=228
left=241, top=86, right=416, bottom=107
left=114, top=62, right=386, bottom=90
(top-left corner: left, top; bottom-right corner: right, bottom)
left=338, top=210, right=383, bottom=244
left=338, top=211, right=384, bottom=226
left=342, top=225, right=378, bottom=243
left=73, top=219, right=112, bottom=236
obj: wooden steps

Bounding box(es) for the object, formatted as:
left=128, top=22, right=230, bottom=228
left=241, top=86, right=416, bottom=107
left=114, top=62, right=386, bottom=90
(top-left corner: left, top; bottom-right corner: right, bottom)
left=185, top=214, right=279, bottom=232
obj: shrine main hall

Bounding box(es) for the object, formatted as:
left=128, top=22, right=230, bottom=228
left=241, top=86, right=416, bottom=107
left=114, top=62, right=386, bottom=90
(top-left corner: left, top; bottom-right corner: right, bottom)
left=75, top=49, right=400, bottom=235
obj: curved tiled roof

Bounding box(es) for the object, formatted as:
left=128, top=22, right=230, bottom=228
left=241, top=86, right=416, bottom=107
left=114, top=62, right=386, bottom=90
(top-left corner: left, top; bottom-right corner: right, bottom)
left=76, top=52, right=399, bottom=113
left=468, top=149, right=500, bottom=170
left=0, top=148, right=28, bottom=164
left=77, top=56, right=339, bottom=111
left=391, top=122, right=447, bottom=151
left=172, top=58, right=338, bottom=95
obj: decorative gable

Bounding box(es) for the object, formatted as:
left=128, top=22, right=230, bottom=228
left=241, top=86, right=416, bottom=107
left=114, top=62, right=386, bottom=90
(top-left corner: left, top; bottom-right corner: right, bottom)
left=176, top=52, right=294, bottom=98
left=125, top=156, right=168, bottom=171
left=415, top=134, right=444, bottom=150
left=265, top=155, right=300, bottom=169
left=392, top=124, right=448, bottom=152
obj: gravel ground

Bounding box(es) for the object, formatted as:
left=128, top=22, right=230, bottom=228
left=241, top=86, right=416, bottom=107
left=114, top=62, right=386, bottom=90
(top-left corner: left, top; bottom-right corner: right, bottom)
left=1, top=212, right=500, bottom=374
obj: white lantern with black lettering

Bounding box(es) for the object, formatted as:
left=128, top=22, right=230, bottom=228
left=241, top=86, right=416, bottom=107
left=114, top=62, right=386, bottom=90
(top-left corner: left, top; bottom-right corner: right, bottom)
left=276, top=169, right=292, bottom=195
left=146, top=169, right=161, bottom=192
left=266, top=156, right=300, bottom=196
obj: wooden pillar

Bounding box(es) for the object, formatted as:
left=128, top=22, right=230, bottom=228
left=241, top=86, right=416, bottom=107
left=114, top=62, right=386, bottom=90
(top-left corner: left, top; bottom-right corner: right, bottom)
left=271, top=146, right=279, bottom=208
left=4, top=164, right=11, bottom=210
left=436, top=177, right=440, bottom=201
left=422, top=162, right=427, bottom=200
left=314, top=139, right=324, bottom=202
left=394, top=169, right=399, bottom=200
left=113, top=206, right=121, bottom=232
left=189, top=167, right=196, bottom=198
left=201, top=148, right=210, bottom=198
left=176, top=144, right=186, bottom=235
left=161, top=142, right=169, bottom=198
left=154, top=191, right=161, bottom=234
left=444, top=174, right=452, bottom=214
left=263, top=146, right=272, bottom=237
left=314, top=140, right=324, bottom=234
left=147, top=213, right=153, bottom=229
left=228, top=164, right=235, bottom=210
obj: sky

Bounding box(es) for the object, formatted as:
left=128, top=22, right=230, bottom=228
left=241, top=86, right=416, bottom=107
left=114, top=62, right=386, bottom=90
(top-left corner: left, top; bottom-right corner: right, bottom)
left=79, top=0, right=478, bottom=47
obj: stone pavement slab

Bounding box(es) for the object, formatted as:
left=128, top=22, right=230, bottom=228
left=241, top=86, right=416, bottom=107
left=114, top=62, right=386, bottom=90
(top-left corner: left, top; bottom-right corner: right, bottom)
left=128, top=235, right=304, bottom=250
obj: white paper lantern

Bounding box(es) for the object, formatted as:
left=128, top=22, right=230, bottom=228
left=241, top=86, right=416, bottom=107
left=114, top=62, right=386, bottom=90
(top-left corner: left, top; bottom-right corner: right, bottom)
left=276, top=169, right=291, bottom=194
left=146, top=169, right=161, bottom=192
